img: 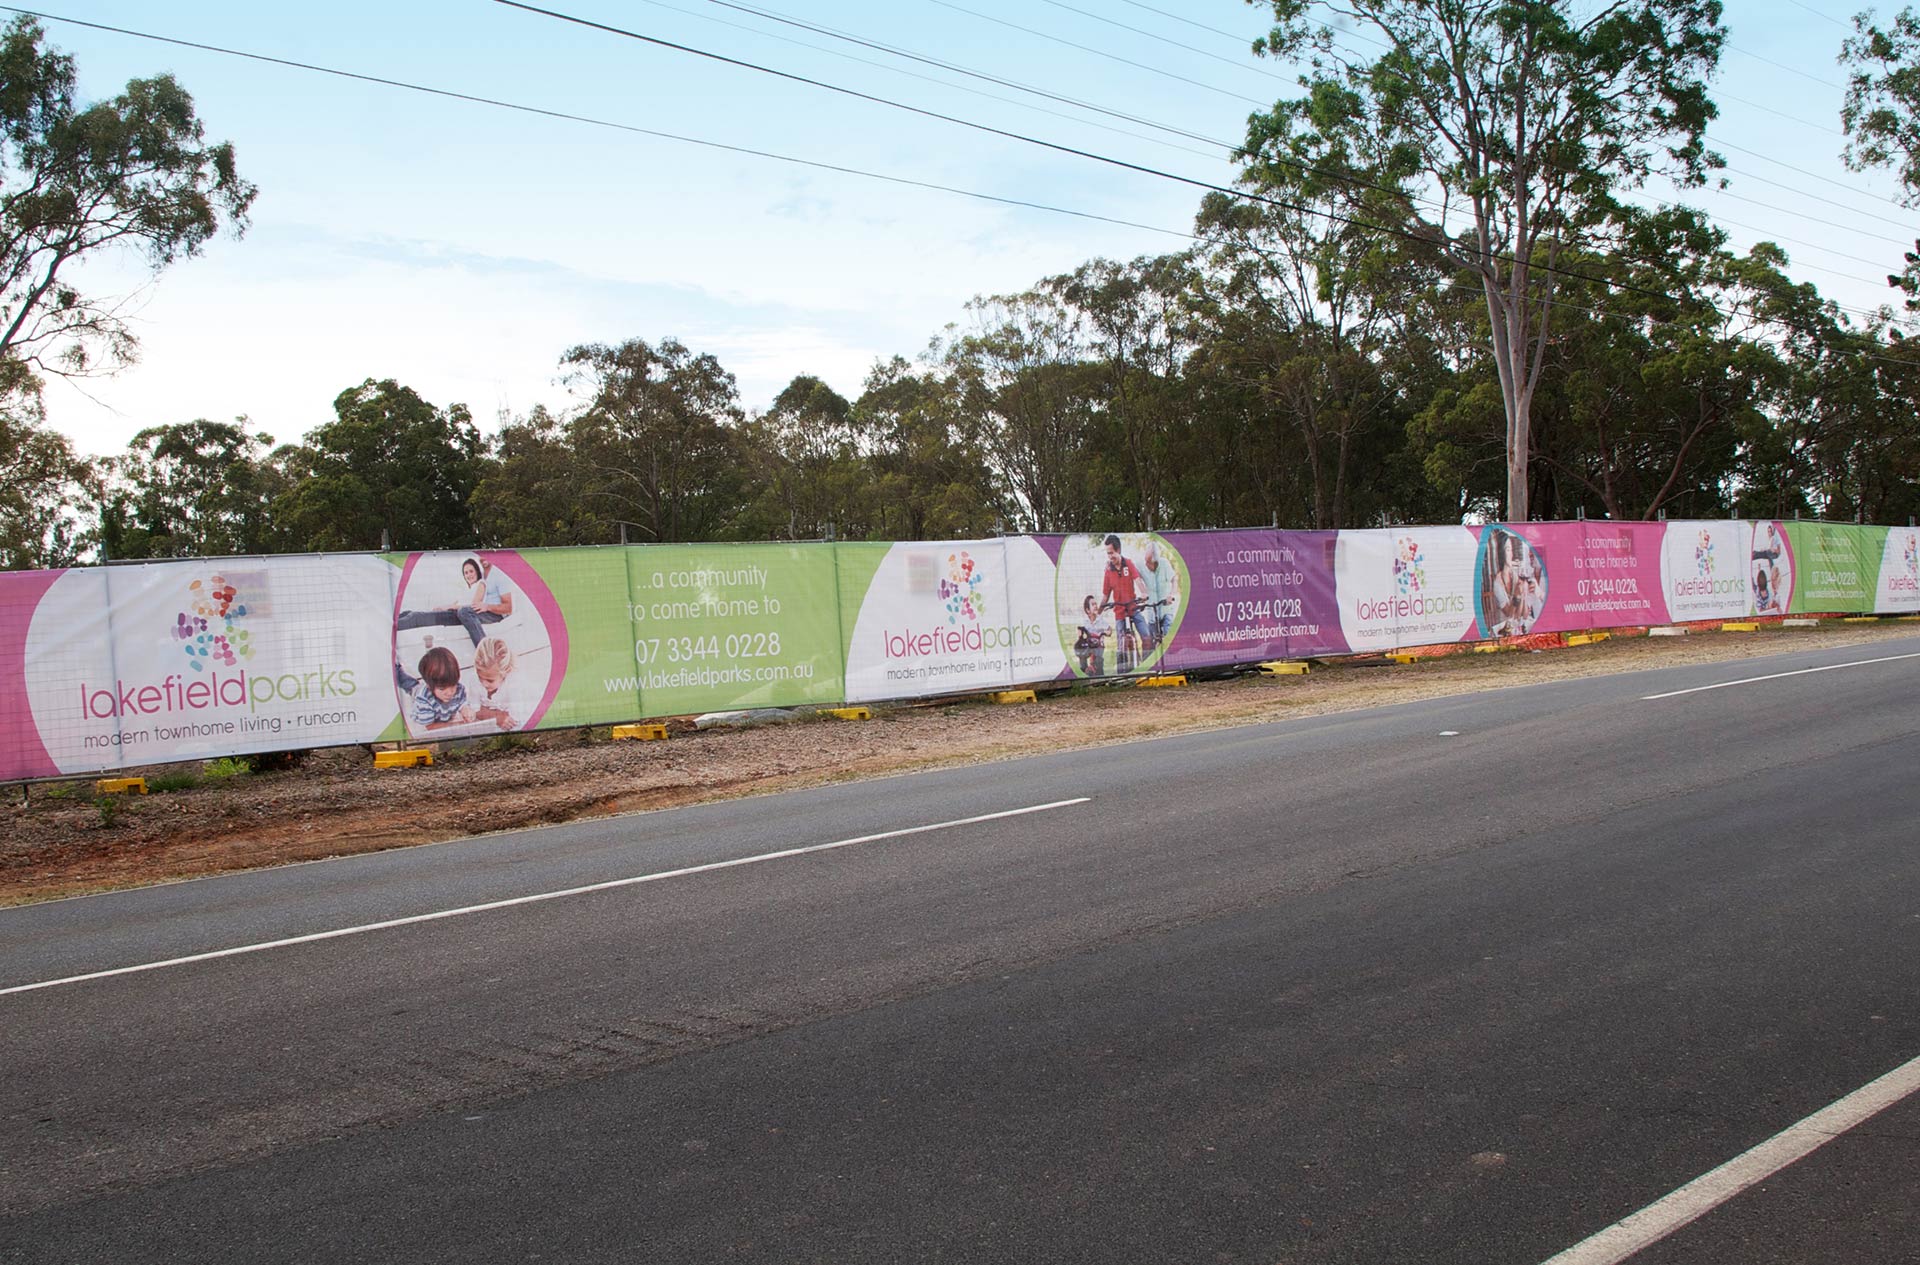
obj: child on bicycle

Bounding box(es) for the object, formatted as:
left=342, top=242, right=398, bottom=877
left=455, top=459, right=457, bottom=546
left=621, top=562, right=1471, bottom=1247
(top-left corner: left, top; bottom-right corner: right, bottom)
left=1073, top=594, right=1112, bottom=676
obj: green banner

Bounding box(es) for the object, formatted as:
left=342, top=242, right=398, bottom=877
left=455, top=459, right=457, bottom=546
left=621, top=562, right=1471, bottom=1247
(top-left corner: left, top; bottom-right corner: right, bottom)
left=1785, top=522, right=1882, bottom=613
left=621, top=542, right=846, bottom=715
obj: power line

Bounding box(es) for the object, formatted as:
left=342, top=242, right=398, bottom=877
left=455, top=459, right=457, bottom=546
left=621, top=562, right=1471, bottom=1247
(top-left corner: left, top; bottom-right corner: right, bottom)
left=1725, top=42, right=1846, bottom=90
left=1708, top=157, right=1917, bottom=232
left=1088, top=0, right=1888, bottom=233
left=1784, top=0, right=1853, bottom=30
left=920, top=0, right=1273, bottom=106
left=1100, top=0, right=1902, bottom=213
left=719, top=0, right=1915, bottom=267
left=1030, top=0, right=1294, bottom=84
left=493, top=0, right=1916, bottom=348
left=1710, top=135, right=1911, bottom=213
left=1717, top=88, right=1844, bottom=136
left=1065, top=0, right=1915, bottom=254
left=0, top=7, right=1196, bottom=242
left=634, top=0, right=1229, bottom=164
left=1108, top=0, right=1254, bottom=45
left=1704, top=188, right=1909, bottom=254
left=15, top=3, right=1901, bottom=355
left=698, top=0, right=1487, bottom=227
left=700, top=0, right=1235, bottom=154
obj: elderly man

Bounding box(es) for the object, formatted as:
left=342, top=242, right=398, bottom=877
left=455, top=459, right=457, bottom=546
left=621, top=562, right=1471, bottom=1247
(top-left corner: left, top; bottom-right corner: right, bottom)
left=1140, top=541, right=1178, bottom=649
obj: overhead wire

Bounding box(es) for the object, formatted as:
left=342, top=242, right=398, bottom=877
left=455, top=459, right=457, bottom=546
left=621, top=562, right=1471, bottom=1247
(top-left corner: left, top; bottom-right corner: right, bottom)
left=633, top=0, right=1229, bottom=164
left=1785, top=0, right=1853, bottom=30
left=1029, top=0, right=1296, bottom=85
left=1095, top=0, right=1896, bottom=212
left=0, top=6, right=1197, bottom=242
left=1724, top=42, right=1846, bottom=90
left=919, top=0, right=1274, bottom=106
left=9, top=3, right=1904, bottom=355
left=699, top=0, right=1238, bottom=153
left=713, top=0, right=1914, bottom=269
left=493, top=0, right=1917, bottom=346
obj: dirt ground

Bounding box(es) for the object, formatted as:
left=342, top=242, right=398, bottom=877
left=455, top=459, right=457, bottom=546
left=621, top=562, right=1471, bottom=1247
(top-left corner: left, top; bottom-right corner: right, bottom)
left=6, top=619, right=1915, bottom=906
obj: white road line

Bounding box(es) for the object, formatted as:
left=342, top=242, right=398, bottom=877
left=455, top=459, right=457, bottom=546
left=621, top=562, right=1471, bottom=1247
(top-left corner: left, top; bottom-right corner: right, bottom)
left=1641, top=651, right=1920, bottom=700
left=1539, top=1051, right=1920, bottom=1265
left=0, top=798, right=1090, bottom=999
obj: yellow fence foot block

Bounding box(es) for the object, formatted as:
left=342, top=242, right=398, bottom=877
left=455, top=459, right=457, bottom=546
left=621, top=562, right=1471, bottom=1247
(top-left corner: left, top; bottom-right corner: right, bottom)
left=1842, top=616, right=1880, bottom=623
left=1256, top=660, right=1310, bottom=675
left=1386, top=653, right=1420, bottom=664
left=822, top=707, right=872, bottom=721
left=990, top=690, right=1036, bottom=705
left=1138, top=675, right=1188, bottom=688
left=612, top=723, right=670, bottom=741
left=1565, top=632, right=1610, bottom=646
left=94, top=777, right=147, bottom=795
left=1471, top=643, right=1507, bottom=654
left=1719, top=622, right=1760, bottom=632
left=373, top=750, right=432, bottom=769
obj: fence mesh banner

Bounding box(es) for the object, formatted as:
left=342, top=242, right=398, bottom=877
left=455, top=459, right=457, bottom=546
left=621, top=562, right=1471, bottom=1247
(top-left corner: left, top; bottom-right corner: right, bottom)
left=2, top=517, right=1911, bottom=781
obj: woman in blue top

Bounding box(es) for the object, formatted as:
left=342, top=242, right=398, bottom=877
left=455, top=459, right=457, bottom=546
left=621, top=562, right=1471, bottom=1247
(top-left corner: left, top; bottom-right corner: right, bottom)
left=396, top=557, right=516, bottom=647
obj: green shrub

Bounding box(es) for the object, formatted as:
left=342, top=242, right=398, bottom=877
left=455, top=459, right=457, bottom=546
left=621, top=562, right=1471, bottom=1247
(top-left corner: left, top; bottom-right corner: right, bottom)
left=203, top=757, right=249, bottom=780
left=147, top=771, right=202, bottom=794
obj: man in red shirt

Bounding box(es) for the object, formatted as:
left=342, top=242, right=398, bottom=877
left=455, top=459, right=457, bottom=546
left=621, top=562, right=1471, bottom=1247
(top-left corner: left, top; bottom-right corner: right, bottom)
left=1101, top=534, right=1149, bottom=662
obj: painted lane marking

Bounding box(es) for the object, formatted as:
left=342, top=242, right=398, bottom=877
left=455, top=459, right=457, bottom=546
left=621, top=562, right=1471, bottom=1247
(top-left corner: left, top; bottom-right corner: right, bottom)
left=0, top=798, right=1091, bottom=999
left=1538, top=1050, right=1920, bottom=1265
left=1641, top=651, right=1920, bottom=700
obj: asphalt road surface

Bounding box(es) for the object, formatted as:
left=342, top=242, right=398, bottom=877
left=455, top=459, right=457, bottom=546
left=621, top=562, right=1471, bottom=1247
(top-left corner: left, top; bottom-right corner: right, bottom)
left=3, top=639, right=1918, bottom=1263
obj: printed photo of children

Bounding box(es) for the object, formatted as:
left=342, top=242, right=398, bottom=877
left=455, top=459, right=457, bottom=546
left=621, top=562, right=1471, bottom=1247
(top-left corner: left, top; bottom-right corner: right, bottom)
left=1477, top=527, right=1548, bottom=637
left=1750, top=520, right=1791, bottom=614
left=391, top=553, right=556, bottom=738
left=1054, top=532, right=1185, bottom=677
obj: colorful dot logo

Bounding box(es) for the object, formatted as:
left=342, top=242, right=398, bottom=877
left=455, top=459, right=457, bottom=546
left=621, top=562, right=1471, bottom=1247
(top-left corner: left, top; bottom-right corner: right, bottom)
left=938, top=551, right=987, bottom=625
left=174, top=575, right=255, bottom=671
left=1695, top=531, right=1715, bottom=578
left=1393, top=538, right=1426, bottom=595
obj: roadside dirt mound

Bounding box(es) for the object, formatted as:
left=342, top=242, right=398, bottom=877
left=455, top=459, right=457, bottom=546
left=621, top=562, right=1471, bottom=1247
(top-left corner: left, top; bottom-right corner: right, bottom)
left=5, top=620, right=1913, bottom=905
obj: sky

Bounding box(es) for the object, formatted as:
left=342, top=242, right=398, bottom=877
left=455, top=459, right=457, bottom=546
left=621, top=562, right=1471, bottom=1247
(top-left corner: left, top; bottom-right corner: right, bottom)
left=10, top=0, right=1914, bottom=458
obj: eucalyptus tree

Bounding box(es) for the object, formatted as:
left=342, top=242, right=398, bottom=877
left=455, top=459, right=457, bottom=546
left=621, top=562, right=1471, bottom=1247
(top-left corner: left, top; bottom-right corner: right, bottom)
left=0, top=394, right=91, bottom=568
left=942, top=293, right=1103, bottom=532
left=1246, top=0, right=1725, bottom=521
left=272, top=380, right=487, bottom=552
left=0, top=16, right=254, bottom=396
left=470, top=405, right=614, bottom=547
left=852, top=355, right=1006, bottom=540
left=560, top=337, right=744, bottom=544
left=1193, top=169, right=1433, bottom=529
left=1840, top=7, right=1920, bottom=309
left=1041, top=254, right=1200, bottom=530
left=101, top=419, right=286, bottom=559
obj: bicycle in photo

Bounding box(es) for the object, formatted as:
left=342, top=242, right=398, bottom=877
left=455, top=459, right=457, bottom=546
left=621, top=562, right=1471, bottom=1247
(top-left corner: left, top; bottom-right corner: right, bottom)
left=1099, top=596, right=1174, bottom=675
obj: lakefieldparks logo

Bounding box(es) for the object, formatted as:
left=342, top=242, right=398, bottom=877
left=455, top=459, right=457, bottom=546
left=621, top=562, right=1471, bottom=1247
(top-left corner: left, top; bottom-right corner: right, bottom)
left=1392, top=537, right=1426, bottom=595
left=78, top=570, right=358, bottom=722
left=172, top=575, right=255, bottom=670
left=1354, top=535, right=1464, bottom=622
left=1672, top=527, right=1743, bottom=599
left=940, top=551, right=987, bottom=624
left=1892, top=531, right=1920, bottom=595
